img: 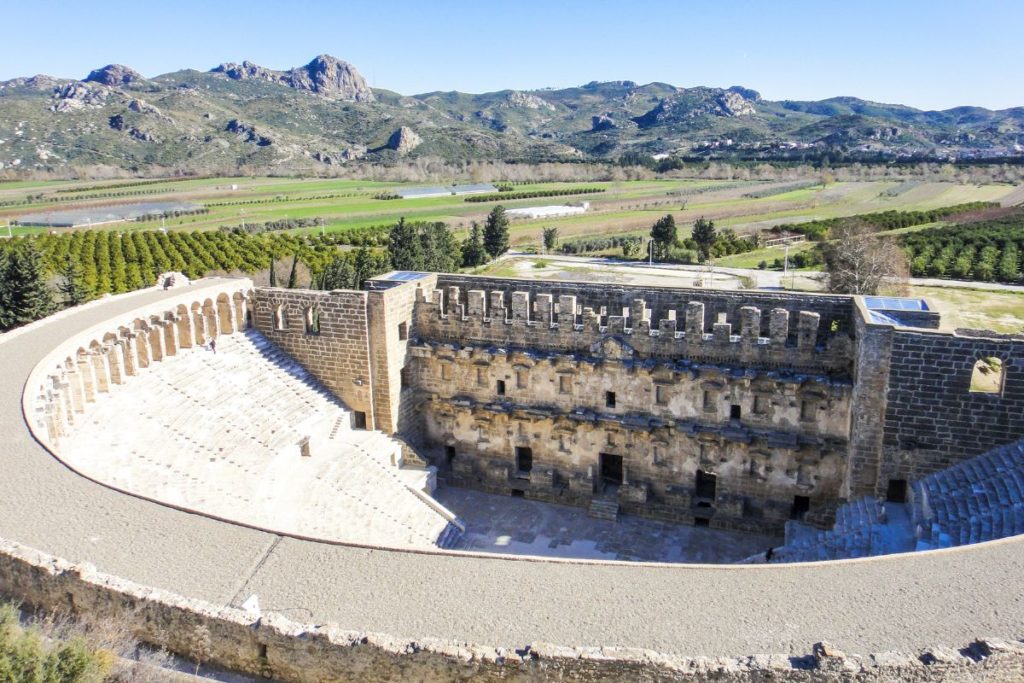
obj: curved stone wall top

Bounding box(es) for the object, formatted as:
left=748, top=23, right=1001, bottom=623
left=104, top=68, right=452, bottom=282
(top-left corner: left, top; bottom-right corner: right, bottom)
left=2, top=280, right=1024, bottom=672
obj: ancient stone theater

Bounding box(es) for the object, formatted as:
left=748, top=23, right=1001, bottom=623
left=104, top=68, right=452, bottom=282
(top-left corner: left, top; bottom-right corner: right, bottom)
left=3, top=271, right=1024, bottom=681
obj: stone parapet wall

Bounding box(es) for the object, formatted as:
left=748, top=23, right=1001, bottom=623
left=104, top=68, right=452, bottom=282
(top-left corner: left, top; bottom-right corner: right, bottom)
left=417, top=281, right=854, bottom=375
left=1, top=536, right=1023, bottom=683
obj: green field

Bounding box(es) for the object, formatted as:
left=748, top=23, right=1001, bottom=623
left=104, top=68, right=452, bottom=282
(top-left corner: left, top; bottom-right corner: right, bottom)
left=2, top=177, right=1019, bottom=250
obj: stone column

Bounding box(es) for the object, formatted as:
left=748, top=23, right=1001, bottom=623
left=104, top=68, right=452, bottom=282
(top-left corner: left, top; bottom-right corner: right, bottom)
left=106, top=345, right=123, bottom=385
left=176, top=314, right=193, bottom=350
left=797, top=311, right=821, bottom=353
left=466, top=290, right=486, bottom=318
left=769, top=308, right=790, bottom=347
left=161, top=321, right=177, bottom=357
left=489, top=291, right=506, bottom=322
left=511, top=291, right=530, bottom=325
left=685, top=302, right=705, bottom=340
left=90, top=351, right=110, bottom=394
left=535, top=294, right=553, bottom=327
left=557, top=295, right=577, bottom=328
left=629, top=299, right=651, bottom=334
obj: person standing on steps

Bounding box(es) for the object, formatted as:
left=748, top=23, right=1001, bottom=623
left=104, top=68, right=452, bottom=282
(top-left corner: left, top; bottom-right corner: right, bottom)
left=209, top=337, right=216, bottom=354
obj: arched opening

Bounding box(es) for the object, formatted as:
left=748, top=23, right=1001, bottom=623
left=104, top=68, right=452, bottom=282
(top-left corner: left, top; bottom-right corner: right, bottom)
left=274, top=305, right=287, bottom=331
left=970, top=357, right=1006, bottom=395
left=217, top=293, right=233, bottom=334
left=304, top=307, right=320, bottom=335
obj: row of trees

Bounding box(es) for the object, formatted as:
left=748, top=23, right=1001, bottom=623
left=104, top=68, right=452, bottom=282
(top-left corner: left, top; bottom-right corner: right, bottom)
left=770, top=202, right=998, bottom=241
left=387, top=206, right=512, bottom=271
left=464, top=187, right=604, bottom=203
left=902, top=217, right=1024, bottom=283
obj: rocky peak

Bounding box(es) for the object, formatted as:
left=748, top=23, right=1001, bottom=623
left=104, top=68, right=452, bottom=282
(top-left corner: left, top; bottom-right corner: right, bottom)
left=717, top=91, right=756, bottom=117
left=211, top=60, right=279, bottom=82
left=83, top=64, right=143, bottom=86
left=501, top=91, right=554, bottom=110
left=287, top=54, right=374, bottom=102
left=387, top=126, right=422, bottom=155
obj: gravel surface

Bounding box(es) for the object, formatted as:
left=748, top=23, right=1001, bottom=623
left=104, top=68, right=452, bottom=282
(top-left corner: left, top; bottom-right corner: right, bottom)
left=2, top=281, right=1024, bottom=657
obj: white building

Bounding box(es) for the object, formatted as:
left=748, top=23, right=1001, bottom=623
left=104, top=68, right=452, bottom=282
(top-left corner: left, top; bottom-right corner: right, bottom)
left=506, top=203, right=588, bottom=220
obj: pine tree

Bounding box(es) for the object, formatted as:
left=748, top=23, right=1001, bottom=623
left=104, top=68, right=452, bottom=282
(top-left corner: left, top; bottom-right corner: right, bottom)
left=691, top=217, right=717, bottom=263
left=287, top=254, right=300, bottom=288
left=420, top=222, right=461, bottom=272
left=542, top=226, right=559, bottom=253
left=461, top=222, right=488, bottom=267
left=317, top=254, right=357, bottom=290
left=268, top=257, right=278, bottom=287
left=1, top=242, right=53, bottom=330
left=649, top=214, right=677, bottom=261
left=57, top=257, right=91, bottom=308
left=483, top=206, right=510, bottom=259
left=387, top=217, right=424, bottom=270
left=352, top=248, right=374, bottom=290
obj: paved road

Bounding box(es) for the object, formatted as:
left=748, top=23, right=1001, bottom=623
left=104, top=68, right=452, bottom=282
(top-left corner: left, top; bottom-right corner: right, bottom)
left=2, top=283, right=1024, bottom=657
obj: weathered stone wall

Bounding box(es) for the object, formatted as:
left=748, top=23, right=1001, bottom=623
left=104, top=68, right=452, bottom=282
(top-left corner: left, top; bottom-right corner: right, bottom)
left=2, top=537, right=1024, bottom=683
left=253, top=288, right=375, bottom=428
left=435, top=274, right=857, bottom=351
left=366, top=275, right=436, bottom=434
left=411, top=340, right=851, bottom=532
left=416, top=282, right=854, bottom=377
left=880, top=327, right=1024, bottom=490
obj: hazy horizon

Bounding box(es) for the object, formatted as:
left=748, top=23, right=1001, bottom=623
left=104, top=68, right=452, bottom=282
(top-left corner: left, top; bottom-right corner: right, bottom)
left=7, top=0, right=1023, bottom=111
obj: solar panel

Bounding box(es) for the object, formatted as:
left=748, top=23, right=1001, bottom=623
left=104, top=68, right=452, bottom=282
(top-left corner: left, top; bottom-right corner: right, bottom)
left=379, top=271, right=429, bottom=281
left=864, top=296, right=928, bottom=311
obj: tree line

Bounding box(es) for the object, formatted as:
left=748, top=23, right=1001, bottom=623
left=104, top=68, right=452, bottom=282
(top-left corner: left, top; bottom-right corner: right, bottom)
left=902, top=216, right=1024, bottom=283
left=463, top=187, right=604, bottom=203
left=769, top=202, right=998, bottom=241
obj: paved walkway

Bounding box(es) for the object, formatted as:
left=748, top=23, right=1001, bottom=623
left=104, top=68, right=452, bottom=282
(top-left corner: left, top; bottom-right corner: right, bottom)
left=2, top=282, right=1024, bottom=658
left=436, top=488, right=780, bottom=563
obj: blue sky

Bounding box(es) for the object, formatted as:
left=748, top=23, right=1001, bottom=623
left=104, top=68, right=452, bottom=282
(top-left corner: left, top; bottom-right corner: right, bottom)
left=6, top=0, right=1022, bottom=110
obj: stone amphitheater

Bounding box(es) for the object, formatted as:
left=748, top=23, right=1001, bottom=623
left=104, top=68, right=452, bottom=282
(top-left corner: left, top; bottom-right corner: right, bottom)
left=2, top=272, right=1024, bottom=681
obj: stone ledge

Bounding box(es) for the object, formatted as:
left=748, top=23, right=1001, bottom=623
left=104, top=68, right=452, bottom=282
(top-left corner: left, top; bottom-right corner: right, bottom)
left=2, top=536, right=1023, bottom=682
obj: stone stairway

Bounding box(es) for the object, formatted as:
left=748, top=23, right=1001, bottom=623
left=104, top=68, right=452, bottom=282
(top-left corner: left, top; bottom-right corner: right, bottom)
left=742, top=439, right=1024, bottom=563
left=910, top=439, right=1024, bottom=550
left=589, top=496, right=619, bottom=521
left=60, top=328, right=462, bottom=550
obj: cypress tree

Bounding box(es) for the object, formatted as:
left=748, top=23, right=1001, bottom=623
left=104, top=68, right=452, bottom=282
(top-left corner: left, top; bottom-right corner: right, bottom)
left=483, top=206, right=510, bottom=259
left=387, top=217, right=423, bottom=271
left=461, top=222, right=487, bottom=267
left=1, top=242, right=53, bottom=330
left=287, top=254, right=300, bottom=288
left=57, top=257, right=91, bottom=308
left=650, top=214, right=678, bottom=261
left=268, top=257, right=278, bottom=287
left=691, top=216, right=717, bottom=262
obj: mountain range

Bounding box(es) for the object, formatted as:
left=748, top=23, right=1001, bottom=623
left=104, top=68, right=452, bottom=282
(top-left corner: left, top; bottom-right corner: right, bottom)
left=1, top=54, right=1022, bottom=174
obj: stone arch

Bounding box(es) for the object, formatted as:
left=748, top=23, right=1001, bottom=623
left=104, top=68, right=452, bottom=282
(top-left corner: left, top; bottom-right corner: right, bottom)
left=176, top=304, right=193, bottom=350
left=133, top=321, right=151, bottom=369
left=233, top=291, right=247, bottom=330
left=103, top=332, right=123, bottom=386
left=217, top=292, right=234, bottom=334
left=274, top=304, right=287, bottom=331
left=88, top=340, right=110, bottom=394
left=191, top=302, right=206, bottom=346
left=202, top=298, right=218, bottom=340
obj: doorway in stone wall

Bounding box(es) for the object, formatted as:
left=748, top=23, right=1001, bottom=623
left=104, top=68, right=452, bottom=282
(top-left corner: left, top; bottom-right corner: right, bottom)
left=599, top=453, right=623, bottom=493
